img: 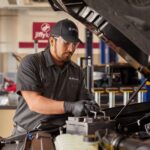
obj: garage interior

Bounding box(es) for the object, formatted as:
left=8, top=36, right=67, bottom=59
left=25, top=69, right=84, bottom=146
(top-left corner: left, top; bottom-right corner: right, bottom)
left=0, top=0, right=150, bottom=149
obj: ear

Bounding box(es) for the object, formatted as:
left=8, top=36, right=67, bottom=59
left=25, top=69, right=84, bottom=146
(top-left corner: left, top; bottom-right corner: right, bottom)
left=49, top=37, right=55, bottom=47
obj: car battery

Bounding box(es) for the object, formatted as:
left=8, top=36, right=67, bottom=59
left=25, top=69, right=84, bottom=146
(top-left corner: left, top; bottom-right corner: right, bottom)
left=66, top=116, right=115, bottom=135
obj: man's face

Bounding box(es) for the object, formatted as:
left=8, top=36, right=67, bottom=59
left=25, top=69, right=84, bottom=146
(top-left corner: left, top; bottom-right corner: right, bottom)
left=50, top=36, right=79, bottom=63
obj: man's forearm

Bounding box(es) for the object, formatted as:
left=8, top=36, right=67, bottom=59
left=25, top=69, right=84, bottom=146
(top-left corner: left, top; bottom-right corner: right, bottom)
left=31, top=95, right=65, bottom=114
left=22, top=91, right=65, bottom=115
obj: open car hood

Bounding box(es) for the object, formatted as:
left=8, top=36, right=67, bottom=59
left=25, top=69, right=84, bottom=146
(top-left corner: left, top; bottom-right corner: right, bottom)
left=48, top=0, right=150, bottom=78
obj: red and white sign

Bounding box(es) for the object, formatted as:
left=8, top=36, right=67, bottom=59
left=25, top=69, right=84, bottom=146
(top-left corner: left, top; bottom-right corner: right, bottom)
left=32, top=22, right=55, bottom=40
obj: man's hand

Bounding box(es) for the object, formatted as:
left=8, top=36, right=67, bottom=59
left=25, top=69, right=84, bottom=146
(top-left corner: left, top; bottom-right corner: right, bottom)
left=84, top=101, right=100, bottom=114
left=64, top=100, right=100, bottom=117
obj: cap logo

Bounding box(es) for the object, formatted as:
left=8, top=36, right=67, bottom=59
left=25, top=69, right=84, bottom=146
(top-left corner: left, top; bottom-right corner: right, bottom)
left=68, top=27, right=78, bottom=32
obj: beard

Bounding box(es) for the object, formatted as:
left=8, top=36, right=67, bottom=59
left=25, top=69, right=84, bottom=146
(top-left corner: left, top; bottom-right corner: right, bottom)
left=63, top=52, right=72, bottom=61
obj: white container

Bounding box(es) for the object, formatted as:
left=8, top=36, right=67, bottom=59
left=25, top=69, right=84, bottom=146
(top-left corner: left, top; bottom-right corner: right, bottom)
left=55, top=134, right=99, bottom=150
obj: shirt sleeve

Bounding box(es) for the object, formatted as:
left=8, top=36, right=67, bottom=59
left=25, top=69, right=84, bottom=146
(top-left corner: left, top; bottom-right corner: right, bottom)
left=17, top=54, right=42, bottom=95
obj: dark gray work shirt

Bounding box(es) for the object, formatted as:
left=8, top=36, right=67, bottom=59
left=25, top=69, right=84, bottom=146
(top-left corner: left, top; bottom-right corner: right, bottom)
left=13, top=48, right=92, bottom=131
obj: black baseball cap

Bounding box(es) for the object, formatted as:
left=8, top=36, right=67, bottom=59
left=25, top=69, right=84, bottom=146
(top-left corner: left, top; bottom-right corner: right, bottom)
left=50, top=19, right=82, bottom=43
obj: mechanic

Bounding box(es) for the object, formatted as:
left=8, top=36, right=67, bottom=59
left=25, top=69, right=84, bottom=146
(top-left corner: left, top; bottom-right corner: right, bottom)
left=11, top=18, right=99, bottom=140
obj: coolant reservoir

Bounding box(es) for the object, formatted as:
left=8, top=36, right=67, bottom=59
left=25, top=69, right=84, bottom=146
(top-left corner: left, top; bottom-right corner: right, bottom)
left=55, top=134, right=99, bottom=150
left=83, top=135, right=99, bottom=150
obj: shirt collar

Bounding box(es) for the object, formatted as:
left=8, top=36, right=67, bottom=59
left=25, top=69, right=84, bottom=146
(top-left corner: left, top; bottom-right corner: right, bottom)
left=43, top=48, right=55, bottom=67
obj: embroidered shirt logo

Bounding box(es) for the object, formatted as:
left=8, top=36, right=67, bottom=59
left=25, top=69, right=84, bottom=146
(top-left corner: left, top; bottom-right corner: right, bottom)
left=69, top=77, right=79, bottom=81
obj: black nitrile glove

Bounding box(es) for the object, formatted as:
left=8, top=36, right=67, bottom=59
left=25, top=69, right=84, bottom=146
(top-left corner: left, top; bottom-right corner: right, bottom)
left=64, top=100, right=89, bottom=116
left=85, top=101, right=100, bottom=113
left=64, top=100, right=100, bottom=117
